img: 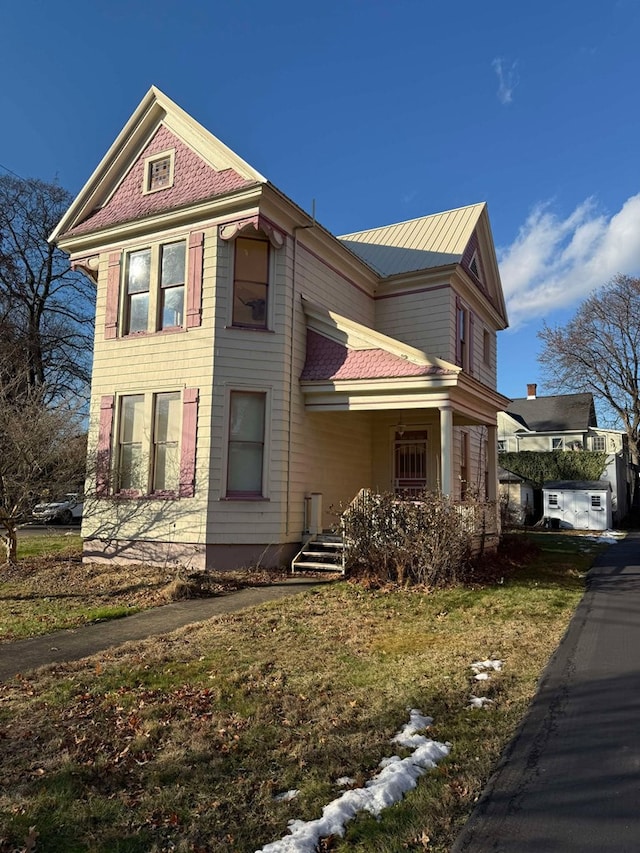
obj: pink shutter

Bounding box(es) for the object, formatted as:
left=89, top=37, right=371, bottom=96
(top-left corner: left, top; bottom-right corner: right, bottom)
left=186, top=231, right=204, bottom=328
left=96, top=395, right=114, bottom=496
left=469, top=311, right=475, bottom=375
left=455, top=295, right=463, bottom=366
left=105, top=253, right=121, bottom=339
left=179, top=388, right=199, bottom=497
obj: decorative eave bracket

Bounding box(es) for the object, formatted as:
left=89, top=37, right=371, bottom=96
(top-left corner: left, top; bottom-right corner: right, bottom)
left=71, top=255, right=100, bottom=283
left=219, top=214, right=285, bottom=249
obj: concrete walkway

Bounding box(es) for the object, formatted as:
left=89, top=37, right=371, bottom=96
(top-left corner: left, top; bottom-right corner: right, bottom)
left=452, top=531, right=640, bottom=852
left=0, top=577, right=329, bottom=682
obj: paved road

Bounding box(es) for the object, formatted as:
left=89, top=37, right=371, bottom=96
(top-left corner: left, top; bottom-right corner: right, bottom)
left=452, top=531, right=640, bottom=853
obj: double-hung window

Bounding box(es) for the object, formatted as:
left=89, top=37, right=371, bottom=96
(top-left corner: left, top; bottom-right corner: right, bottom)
left=118, top=395, right=145, bottom=491
left=227, top=392, right=266, bottom=497
left=105, top=232, right=203, bottom=339
left=592, top=435, right=606, bottom=452
left=123, top=240, right=186, bottom=334
left=232, top=236, right=269, bottom=328
left=105, top=389, right=198, bottom=498
left=152, top=392, right=181, bottom=492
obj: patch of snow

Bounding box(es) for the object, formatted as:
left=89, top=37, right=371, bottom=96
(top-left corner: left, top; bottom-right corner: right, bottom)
left=274, top=790, right=299, bottom=802
left=255, top=709, right=450, bottom=853
left=473, top=672, right=490, bottom=681
left=335, top=777, right=355, bottom=788
left=468, top=696, right=493, bottom=709
left=471, top=659, right=503, bottom=673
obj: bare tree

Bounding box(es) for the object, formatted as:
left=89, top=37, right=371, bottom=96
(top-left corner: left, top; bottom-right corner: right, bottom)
left=0, top=175, right=95, bottom=403
left=0, top=389, right=86, bottom=563
left=538, top=274, right=640, bottom=466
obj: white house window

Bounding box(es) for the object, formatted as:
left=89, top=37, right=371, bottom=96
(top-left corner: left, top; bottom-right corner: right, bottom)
left=592, top=435, right=606, bottom=452
left=551, top=437, right=564, bottom=450
left=457, top=302, right=467, bottom=368
left=548, top=494, right=559, bottom=507
left=125, top=249, right=151, bottom=334
left=123, top=240, right=186, bottom=334
left=142, top=150, right=175, bottom=194
left=233, top=236, right=270, bottom=328
left=460, top=432, right=469, bottom=500
left=497, top=439, right=506, bottom=453
left=227, top=392, right=266, bottom=497
left=118, top=395, right=145, bottom=492
left=152, top=392, right=181, bottom=492
left=159, top=242, right=186, bottom=329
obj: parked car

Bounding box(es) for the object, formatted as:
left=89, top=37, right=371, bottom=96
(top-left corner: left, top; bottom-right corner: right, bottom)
left=32, top=493, right=83, bottom=524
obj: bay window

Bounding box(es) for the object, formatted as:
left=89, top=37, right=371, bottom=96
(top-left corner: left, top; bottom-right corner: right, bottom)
left=232, top=236, right=269, bottom=328
left=227, top=391, right=266, bottom=497
left=102, top=389, right=198, bottom=498
left=123, top=239, right=187, bottom=334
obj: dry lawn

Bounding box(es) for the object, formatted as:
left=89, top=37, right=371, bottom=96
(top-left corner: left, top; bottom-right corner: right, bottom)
left=0, top=533, right=606, bottom=852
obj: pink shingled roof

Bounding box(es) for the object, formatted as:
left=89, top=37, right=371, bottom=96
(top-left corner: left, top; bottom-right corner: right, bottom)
left=301, top=330, right=453, bottom=381
left=65, top=125, right=255, bottom=237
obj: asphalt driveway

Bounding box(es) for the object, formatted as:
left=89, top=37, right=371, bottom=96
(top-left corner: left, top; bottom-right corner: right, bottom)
left=452, top=531, right=640, bottom=852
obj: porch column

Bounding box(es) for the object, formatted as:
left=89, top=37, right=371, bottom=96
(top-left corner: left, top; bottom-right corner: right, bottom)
left=439, top=405, right=454, bottom=497
left=486, top=424, right=498, bottom=501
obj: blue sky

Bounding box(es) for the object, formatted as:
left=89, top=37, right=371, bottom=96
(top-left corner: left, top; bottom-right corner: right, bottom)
left=3, top=0, right=639, bottom=401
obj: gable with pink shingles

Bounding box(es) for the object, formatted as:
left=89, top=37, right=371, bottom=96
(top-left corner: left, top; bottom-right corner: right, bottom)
left=68, top=125, right=254, bottom=236
left=301, top=331, right=454, bottom=381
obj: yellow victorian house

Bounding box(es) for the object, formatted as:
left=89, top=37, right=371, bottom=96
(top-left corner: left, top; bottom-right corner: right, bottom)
left=51, top=86, right=509, bottom=571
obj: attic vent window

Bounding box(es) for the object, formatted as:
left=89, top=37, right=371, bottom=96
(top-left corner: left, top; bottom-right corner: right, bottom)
left=143, top=150, right=175, bottom=194
left=469, top=250, right=483, bottom=283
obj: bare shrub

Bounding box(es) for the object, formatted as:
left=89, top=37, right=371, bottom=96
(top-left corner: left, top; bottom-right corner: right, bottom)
left=340, top=491, right=472, bottom=588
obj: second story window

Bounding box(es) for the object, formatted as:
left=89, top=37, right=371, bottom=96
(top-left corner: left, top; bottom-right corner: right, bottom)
left=160, top=242, right=186, bottom=329
left=233, top=236, right=269, bottom=328
left=457, top=302, right=467, bottom=368
left=124, top=240, right=186, bottom=334
left=592, top=435, right=606, bottom=452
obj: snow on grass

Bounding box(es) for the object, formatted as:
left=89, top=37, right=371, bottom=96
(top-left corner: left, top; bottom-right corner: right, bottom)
left=255, top=709, right=450, bottom=853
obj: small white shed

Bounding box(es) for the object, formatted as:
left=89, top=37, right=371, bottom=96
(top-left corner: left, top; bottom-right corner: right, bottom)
left=542, top=481, right=612, bottom=531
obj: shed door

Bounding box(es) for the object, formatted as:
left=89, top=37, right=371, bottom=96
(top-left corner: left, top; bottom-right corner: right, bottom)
left=588, top=493, right=607, bottom=530
left=571, top=491, right=589, bottom=529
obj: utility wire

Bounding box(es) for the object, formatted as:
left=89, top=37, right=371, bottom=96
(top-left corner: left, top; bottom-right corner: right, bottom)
left=0, top=162, right=25, bottom=179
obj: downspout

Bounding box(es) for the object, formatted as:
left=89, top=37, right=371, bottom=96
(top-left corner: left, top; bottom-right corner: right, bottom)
left=285, top=203, right=315, bottom=535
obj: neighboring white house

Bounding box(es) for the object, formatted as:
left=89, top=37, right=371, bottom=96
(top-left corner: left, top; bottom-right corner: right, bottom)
left=542, top=481, right=612, bottom=531
left=50, top=86, right=510, bottom=571
left=498, top=384, right=633, bottom=525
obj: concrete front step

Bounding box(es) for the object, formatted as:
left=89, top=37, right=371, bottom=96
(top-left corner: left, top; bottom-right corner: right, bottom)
left=291, top=533, right=346, bottom=574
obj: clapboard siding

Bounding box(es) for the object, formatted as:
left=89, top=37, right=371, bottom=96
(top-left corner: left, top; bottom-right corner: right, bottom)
left=375, top=288, right=452, bottom=359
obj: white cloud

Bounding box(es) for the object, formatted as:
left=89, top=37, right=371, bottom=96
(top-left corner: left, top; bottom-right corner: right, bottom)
left=499, top=193, right=640, bottom=329
left=492, top=57, right=519, bottom=105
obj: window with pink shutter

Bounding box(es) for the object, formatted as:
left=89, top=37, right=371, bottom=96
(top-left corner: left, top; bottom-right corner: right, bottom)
left=179, top=388, right=199, bottom=497
left=96, top=395, right=114, bottom=496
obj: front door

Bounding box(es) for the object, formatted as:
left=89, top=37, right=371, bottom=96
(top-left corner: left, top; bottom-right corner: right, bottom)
left=394, top=430, right=428, bottom=497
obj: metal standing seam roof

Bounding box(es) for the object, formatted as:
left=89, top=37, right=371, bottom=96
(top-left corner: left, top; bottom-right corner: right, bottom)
left=338, top=203, right=485, bottom=277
